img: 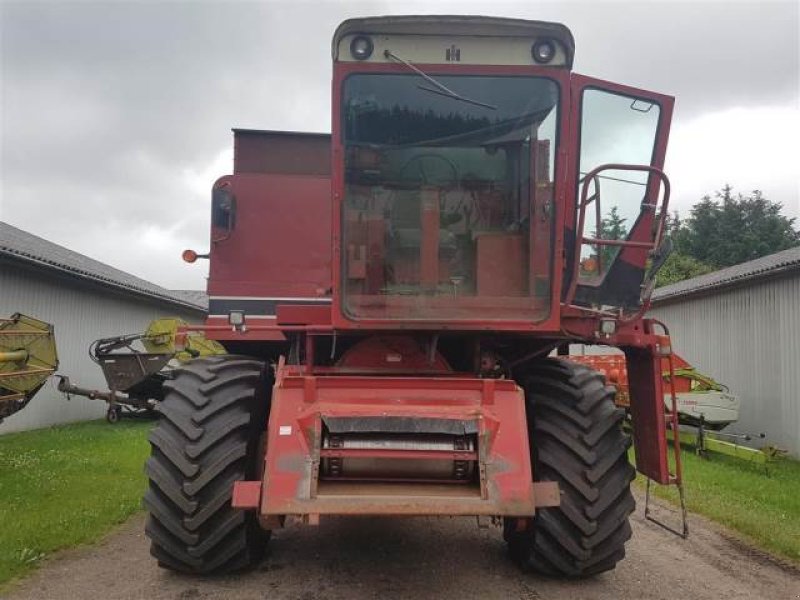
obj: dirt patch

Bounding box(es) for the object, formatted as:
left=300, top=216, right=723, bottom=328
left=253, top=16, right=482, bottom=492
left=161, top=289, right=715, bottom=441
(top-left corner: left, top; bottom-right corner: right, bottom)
left=5, top=493, right=798, bottom=600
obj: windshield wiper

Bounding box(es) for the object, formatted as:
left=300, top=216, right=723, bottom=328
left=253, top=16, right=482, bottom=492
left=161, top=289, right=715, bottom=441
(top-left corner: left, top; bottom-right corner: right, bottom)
left=383, top=49, right=497, bottom=111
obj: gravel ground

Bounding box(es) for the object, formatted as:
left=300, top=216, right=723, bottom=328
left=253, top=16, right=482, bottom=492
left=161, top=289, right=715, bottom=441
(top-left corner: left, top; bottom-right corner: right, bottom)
left=5, top=494, right=799, bottom=600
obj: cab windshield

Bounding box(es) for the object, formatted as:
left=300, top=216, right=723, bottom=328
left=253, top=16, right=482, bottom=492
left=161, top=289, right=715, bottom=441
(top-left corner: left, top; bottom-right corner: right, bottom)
left=342, top=73, right=559, bottom=321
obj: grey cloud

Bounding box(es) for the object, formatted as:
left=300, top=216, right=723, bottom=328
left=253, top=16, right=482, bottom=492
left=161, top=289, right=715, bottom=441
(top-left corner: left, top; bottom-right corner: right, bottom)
left=1, top=0, right=798, bottom=289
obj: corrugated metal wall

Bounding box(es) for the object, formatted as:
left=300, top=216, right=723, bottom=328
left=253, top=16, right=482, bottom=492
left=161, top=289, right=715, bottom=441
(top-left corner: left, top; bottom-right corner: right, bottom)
left=0, top=260, right=204, bottom=434
left=649, top=273, right=800, bottom=457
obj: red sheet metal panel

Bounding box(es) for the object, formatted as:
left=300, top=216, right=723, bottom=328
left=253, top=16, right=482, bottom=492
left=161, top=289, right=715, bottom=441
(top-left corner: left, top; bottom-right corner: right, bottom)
left=259, top=371, right=537, bottom=517
left=232, top=480, right=261, bottom=509
left=624, top=347, right=670, bottom=484
left=335, top=336, right=451, bottom=372
left=276, top=305, right=332, bottom=326
left=234, top=130, right=330, bottom=176
left=207, top=173, right=331, bottom=298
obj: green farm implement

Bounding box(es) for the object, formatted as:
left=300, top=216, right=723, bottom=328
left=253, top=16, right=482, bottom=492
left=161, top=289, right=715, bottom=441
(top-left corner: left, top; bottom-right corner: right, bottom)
left=57, top=318, right=225, bottom=423
left=0, top=313, right=58, bottom=423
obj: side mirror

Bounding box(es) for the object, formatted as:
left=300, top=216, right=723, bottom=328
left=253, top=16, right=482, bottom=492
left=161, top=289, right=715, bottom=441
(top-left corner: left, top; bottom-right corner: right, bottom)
left=211, top=186, right=236, bottom=242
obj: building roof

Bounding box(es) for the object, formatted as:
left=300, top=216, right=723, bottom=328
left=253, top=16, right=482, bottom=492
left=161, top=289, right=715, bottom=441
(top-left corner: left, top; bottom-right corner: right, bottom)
left=652, top=245, right=800, bottom=304
left=0, top=221, right=206, bottom=312
left=169, top=289, right=209, bottom=310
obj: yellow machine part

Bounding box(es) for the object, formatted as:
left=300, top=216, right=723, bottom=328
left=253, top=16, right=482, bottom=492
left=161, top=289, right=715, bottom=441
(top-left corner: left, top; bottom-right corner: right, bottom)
left=142, top=318, right=226, bottom=362
left=0, top=313, right=58, bottom=421
left=0, top=313, right=58, bottom=394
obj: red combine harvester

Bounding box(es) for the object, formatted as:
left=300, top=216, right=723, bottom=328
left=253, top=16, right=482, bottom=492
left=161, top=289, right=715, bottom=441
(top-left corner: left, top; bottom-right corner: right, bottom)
left=147, top=16, right=683, bottom=577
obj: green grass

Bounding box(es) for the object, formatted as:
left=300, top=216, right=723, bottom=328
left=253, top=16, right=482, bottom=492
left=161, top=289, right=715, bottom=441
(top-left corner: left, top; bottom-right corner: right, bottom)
left=1, top=419, right=798, bottom=589
left=634, top=446, right=800, bottom=564
left=0, top=420, right=151, bottom=588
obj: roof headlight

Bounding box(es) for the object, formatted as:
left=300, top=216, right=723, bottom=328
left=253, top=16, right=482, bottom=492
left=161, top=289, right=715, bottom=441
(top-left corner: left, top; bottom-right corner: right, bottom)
left=532, top=40, right=556, bottom=64
left=350, top=35, right=374, bottom=61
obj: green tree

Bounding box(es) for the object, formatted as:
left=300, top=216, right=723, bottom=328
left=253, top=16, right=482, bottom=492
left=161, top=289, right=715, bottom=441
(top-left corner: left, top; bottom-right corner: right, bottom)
left=656, top=252, right=715, bottom=287
left=587, top=189, right=798, bottom=286
left=594, top=205, right=628, bottom=271
left=675, top=185, right=799, bottom=268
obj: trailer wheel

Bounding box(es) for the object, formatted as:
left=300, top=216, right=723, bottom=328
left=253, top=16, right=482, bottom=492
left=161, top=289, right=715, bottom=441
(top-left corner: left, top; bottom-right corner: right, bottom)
left=505, top=358, right=635, bottom=578
left=144, top=356, right=271, bottom=575
left=106, top=405, right=121, bottom=424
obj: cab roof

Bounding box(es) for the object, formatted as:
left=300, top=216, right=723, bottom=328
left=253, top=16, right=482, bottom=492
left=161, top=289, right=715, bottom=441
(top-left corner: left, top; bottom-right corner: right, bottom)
left=333, top=15, right=575, bottom=68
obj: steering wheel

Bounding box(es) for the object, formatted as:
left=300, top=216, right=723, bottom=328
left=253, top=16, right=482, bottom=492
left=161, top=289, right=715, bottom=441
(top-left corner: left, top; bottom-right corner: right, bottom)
left=399, top=153, right=459, bottom=188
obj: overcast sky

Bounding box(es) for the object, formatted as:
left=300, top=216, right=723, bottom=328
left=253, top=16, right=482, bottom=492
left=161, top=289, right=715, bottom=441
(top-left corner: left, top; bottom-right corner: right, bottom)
left=2, top=0, right=798, bottom=290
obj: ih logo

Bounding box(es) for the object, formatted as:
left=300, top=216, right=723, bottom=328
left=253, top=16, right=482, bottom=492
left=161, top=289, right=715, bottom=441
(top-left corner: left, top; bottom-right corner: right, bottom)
left=445, top=44, right=461, bottom=62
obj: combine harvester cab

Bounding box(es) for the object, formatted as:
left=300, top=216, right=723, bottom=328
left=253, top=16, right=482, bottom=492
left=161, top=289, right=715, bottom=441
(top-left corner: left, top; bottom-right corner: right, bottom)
left=148, top=16, right=685, bottom=577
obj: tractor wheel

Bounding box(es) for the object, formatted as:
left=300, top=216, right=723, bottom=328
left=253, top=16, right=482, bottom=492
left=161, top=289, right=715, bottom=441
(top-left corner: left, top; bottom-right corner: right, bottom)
left=144, top=356, right=271, bottom=574
left=505, top=358, right=635, bottom=578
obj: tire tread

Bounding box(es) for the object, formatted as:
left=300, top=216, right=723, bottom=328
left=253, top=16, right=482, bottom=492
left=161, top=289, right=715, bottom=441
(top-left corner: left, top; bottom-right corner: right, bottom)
left=507, top=358, right=635, bottom=578
left=144, top=355, right=269, bottom=575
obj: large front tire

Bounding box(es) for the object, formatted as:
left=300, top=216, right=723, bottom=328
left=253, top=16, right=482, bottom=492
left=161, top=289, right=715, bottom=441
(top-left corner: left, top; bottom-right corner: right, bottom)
left=144, top=356, right=270, bottom=574
left=505, top=359, right=635, bottom=577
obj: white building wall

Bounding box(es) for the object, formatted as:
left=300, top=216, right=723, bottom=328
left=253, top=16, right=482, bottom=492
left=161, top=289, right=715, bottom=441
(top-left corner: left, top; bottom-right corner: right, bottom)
left=0, top=261, right=203, bottom=434
left=648, top=273, right=800, bottom=457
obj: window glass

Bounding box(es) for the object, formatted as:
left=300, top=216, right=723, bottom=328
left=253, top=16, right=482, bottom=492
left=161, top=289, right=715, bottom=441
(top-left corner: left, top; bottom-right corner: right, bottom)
left=577, top=89, right=660, bottom=280
left=342, top=74, right=558, bottom=321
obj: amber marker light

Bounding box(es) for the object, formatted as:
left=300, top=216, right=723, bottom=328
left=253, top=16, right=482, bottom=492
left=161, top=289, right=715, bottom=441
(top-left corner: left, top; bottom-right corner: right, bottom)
left=182, top=248, right=211, bottom=264
left=183, top=249, right=211, bottom=263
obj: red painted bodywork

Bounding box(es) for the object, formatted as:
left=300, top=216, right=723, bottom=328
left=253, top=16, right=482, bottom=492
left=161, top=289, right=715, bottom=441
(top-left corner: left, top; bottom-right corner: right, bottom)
left=336, top=336, right=452, bottom=373
left=255, top=365, right=537, bottom=516
left=208, top=172, right=331, bottom=299
left=195, top=25, right=682, bottom=523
